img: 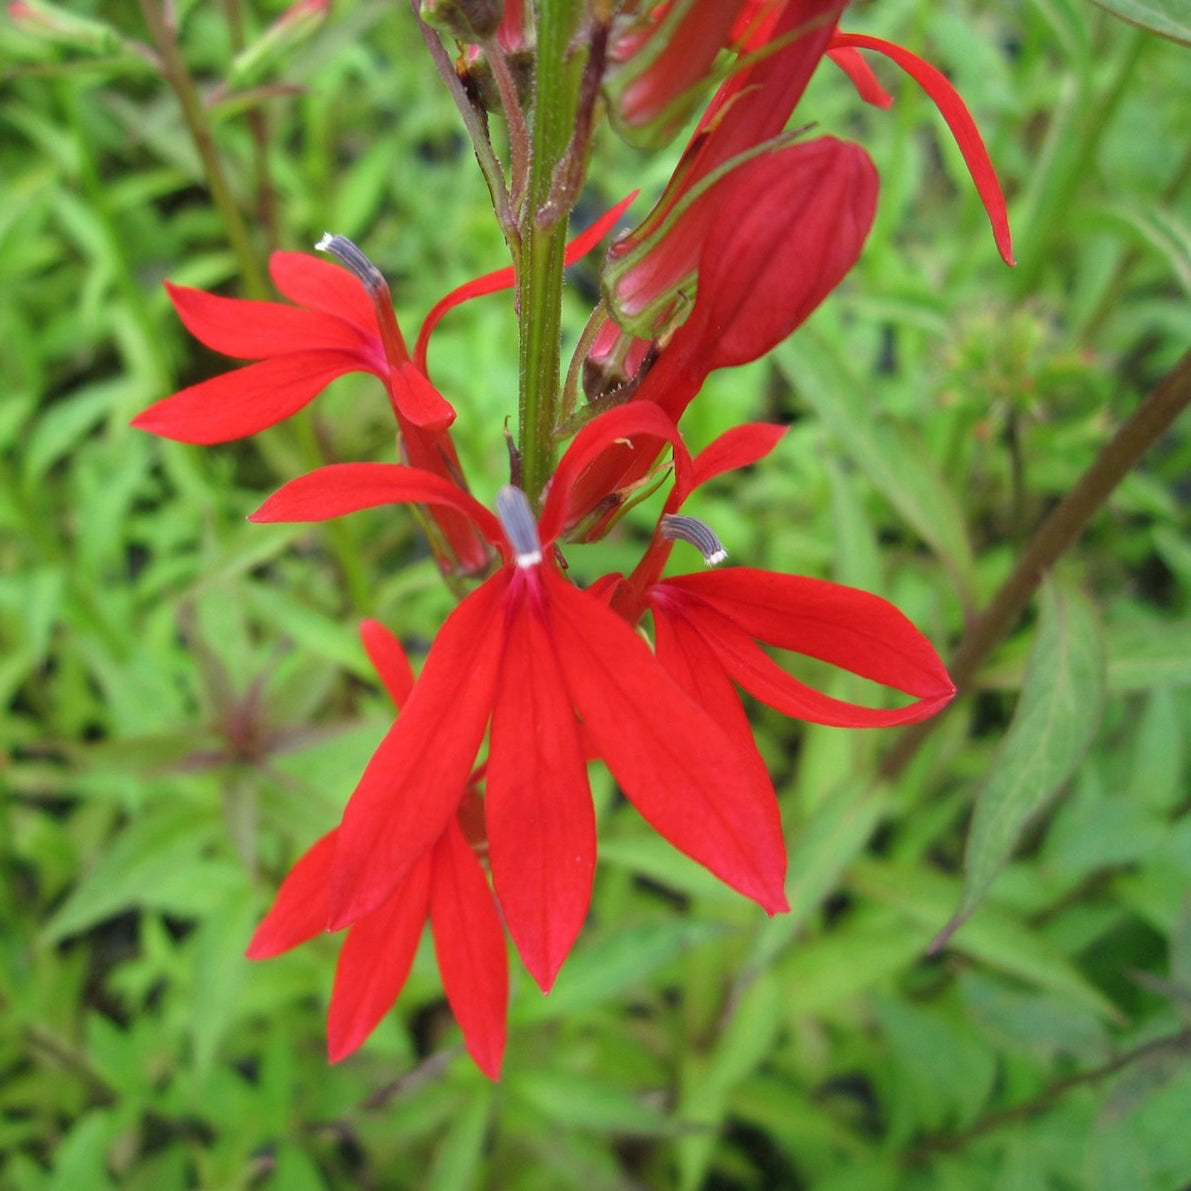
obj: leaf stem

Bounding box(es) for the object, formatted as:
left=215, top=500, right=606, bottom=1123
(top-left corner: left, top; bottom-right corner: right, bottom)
left=881, top=346, right=1191, bottom=780
left=137, top=0, right=268, bottom=298
left=905, top=1027, right=1191, bottom=1162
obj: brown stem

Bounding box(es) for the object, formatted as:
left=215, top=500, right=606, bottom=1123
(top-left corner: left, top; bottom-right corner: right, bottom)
left=881, top=345, right=1191, bottom=781
left=905, top=1027, right=1191, bottom=1162
left=220, top=0, right=279, bottom=252
left=138, top=0, right=268, bottom=297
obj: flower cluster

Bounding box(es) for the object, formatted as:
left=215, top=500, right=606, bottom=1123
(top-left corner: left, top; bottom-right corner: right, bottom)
left=135, top=3, right=1011, bottom=1078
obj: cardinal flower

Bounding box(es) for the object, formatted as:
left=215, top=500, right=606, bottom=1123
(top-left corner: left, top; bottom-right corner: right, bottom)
left=131, top=201, right=634, bottom=572
left=247, top=619, right=508, bottom=1078
left=249, top=403, right=790, bottom=993
left=605, top=423, right=956, bottom=742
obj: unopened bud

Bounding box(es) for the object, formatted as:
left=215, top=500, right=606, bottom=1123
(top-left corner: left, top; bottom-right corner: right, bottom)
left=10, top=1, right=134, bottom=57
left=228, top=0, right=328, bottom=88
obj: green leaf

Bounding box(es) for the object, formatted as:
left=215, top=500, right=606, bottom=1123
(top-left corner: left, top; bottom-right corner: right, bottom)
left=1087, top=0, right=1191, bottom=44
left=1106, top=617, right=1191, bottom=690
left=746, top=777, right=887, bottom=975
left=850, top=859, right=1122, bottom=1022
left=425, top=1083, right=491, bottom=1191
left=937, top=578, right=1105, bottom=944
left=518, top=919, right=726, bottom=1021
left=775, top=333, right=976, bottom=597
left=42, top=803, right=220, bottom=943
left=515, top=1072, right=671, bottom=1135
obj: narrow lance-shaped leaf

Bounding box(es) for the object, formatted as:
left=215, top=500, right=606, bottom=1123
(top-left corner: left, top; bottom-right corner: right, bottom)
left=1087, top=0, right=1191, bottom=46
left=934, top=578, right=1106, bottom=949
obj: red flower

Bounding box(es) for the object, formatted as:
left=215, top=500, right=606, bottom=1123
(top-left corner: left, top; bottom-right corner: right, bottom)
left=247, top=619, right=508, bottom=1078
left=608, top=423, right=956, bottom=735
left=133, top=196, right=634, bottom=446
left=132, top=201, right=635, bottom=573
left=133, top=248, right=457, bottom=444
left=249, top=403, right=790, bottom=993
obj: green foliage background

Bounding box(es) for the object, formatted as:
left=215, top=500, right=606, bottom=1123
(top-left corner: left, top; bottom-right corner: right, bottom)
left=2, top=1, right=1190, bottom=1187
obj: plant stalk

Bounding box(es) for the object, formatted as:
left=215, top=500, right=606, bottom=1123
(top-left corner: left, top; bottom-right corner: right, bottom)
left=138, top=0, right=268, bottom=297
left=517, top=0, right=583, bottom=507
left=881, top=346, right=1191, bottom=780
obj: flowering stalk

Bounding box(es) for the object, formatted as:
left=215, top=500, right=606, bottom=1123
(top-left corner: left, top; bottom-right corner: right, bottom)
left=132, top=1, right=1022, bottom=1078
left=516, top=0, right=584, bottom=506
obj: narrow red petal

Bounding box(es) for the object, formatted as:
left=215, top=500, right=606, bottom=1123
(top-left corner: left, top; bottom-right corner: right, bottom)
left=413, top=193, right=638, bottom=372
left=328, top=571, right=509, bottom=929
left=650, top=601, right=762, bottom=760
left=540, top=402, right=691, bottom=544
left=269, top=251, right=379, bottom=332
left=666, top=568, right=955, bottom=701
left=669, top=423, right=787, bottom=510
left=486, top=574, right=595, bottom=991
left=665, top=590, right=953, bottom=728
left=164, top=281, right=378, bottom=361
left=249, top=462, right=504, bottom=548
left=430, top=819, right=509, bottom=1079
left=827, top=45, right=894, bottom=108
left=245, top=830, right=337, bottom=959
left=830, top=32, right=1015, bottom=266
left=131, top=351, right=364, bottom=444
left=544, top=569, right=788, bottom=914
left=327, top=854, right=432, bottom=1062
left=389, top=360, right=456, bottom=431
left=359, top=619, right=415, bottom=709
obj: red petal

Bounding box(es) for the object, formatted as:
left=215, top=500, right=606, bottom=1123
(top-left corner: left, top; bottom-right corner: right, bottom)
left=328, top=571, right=509, bottom=928
left=245, top=830, right=336, bottom=959
left=359, top=619, right=414, bottom=709
left=828, top=46, right=894, bottom=108
left=389, top=360, right=456, bottom=431
left=413, top=193, right=639, bottom=372
left=327, top=853, right=432, bottom=1062
left=670, top=423, right=787, bottom=510
left=430, top=819, right=508, bottom=1079
left=249, top=462, right=504, bottom=548
left=486, top=574, right=595, bottom=991
left=269, top=251, right=379, bottom=332
left=131, top=351, right=364, bottom=444
left=663, top=589, right=953, bottom=728
left=650, top=600, right=763, bottom=760
left=830, top=32, right=1015, bottom=266
left=544, top=568, right=788, bottom=914
left=665, top=568, right=955, bottom=701
left=164, top=281, right=379, bottom=361
left=540, top=402, right=691, bottom=544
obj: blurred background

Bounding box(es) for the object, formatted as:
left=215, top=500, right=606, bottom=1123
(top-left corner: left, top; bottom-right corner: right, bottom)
left=2, top=1, right=1190, bottom=1187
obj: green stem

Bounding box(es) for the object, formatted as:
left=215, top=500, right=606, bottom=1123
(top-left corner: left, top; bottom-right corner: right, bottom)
left=138, top=0, right=268, bottom=298
left=905, top=1027, right=1191, bottom=1162
left=517, top=0, right=583, bottom=506
left=881, top=345, right=1191, bottom=781
left=221, top=0, right=279, bottom=252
